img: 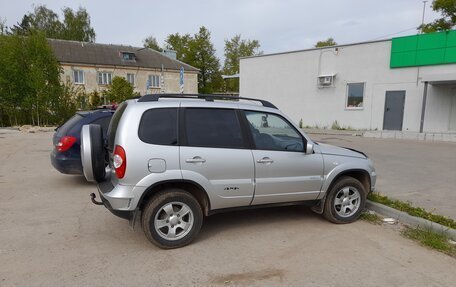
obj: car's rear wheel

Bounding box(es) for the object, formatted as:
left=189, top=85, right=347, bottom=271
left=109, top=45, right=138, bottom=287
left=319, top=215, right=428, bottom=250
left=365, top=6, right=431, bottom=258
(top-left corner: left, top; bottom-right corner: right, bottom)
left=81, top=124, right=106, bottom=182
left=323, top=176, right=366, bottom=224
left=142, top=189, right=203, bottom=249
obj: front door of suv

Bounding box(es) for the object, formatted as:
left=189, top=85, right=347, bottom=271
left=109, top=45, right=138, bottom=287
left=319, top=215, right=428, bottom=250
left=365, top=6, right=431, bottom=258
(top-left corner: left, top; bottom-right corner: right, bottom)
left=179, top=107, right=255, bottom=210
left=243, top=111, right=324, bottom=205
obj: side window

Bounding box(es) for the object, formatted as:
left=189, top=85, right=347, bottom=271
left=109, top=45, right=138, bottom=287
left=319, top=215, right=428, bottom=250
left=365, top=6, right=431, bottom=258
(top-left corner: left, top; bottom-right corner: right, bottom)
left=139, top=108, right=178, bottom=145
left=184, top=108, right=245, bottom=149
left=245, top=111, right=304, bottom=152
left=92, top=116, right=112, bottom=137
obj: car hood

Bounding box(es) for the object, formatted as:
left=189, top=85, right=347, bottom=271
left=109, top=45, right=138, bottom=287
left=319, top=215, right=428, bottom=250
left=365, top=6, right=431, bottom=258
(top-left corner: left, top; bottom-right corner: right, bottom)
left=316, top=143, right=367, bottom=159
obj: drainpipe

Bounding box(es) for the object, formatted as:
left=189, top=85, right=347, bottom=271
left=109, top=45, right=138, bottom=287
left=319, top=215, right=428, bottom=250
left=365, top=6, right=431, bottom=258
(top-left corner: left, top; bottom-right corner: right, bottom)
left=419, top=81, right=428, bottom=133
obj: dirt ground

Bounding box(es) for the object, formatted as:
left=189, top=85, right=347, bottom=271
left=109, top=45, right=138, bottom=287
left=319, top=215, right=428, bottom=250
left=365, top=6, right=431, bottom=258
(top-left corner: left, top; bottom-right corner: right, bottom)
left=0, top=130, right=455, bottom=286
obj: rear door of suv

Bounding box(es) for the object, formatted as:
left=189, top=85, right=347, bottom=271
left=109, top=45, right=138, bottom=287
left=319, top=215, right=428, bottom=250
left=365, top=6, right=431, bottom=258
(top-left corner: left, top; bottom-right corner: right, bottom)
left=179, top=106, right=255, bottom=209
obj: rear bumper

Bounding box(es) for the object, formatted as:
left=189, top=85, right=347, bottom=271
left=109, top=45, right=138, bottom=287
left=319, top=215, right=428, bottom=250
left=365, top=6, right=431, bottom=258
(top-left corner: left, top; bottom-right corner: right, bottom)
left=96, top=191, right=133, bottom=220
left=96, top=179, right=136, bottom=220
left=50, top=151, right=82, bottom=174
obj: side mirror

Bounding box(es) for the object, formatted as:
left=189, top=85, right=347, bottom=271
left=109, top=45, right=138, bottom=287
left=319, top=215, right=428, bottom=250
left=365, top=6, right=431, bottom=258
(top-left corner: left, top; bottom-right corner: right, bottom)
left=305, top=142, right=314, bottom=154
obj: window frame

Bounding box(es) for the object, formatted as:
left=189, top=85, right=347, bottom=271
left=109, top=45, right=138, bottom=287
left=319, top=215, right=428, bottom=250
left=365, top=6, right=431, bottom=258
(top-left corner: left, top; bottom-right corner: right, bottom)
left=345, top=82, right=365, bottom=110
left=148, top=74, right=160, bottom=88
left=126, top=73, right=135, bottom=86
left=241, top=110, right=307, bottom=153
left=98, top=72, right=113, bottom=85
left=137, top=107, right=179, bottom=146
left=73, top=69, right=84, bottom=84
left=121, top=52, right=136, bottom=62
left=180, top=107, right=250, bottom=150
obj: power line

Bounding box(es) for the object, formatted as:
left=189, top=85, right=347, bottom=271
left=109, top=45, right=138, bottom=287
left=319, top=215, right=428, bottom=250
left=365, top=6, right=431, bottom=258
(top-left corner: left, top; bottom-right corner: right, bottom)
left=369, top=27, right=418, bottom=41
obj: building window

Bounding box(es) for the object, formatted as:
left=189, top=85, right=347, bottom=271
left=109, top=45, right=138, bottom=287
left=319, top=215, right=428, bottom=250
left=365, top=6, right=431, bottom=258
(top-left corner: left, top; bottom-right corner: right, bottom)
left=121, top=52, right=135, bottom=62
left=126, top=73, right=135, bottom=86
left=346, top=83, right=365, bottom=109
left=148, top=75, right=160, bottom=88
left=98, top=72, right=112, bottom=85
left=73, top=70, right=84, bottom=84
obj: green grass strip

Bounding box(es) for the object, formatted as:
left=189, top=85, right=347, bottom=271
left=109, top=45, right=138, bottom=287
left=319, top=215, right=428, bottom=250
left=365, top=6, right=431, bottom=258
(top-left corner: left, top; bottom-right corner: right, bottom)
left=368, top=193, right=456, bottom=229
left=402, top=227, right=455, bottom=256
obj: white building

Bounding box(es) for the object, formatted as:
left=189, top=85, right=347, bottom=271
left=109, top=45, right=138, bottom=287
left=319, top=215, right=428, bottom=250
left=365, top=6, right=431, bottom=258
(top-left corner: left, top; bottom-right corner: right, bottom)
left=240, top=31, right=456, bottom=132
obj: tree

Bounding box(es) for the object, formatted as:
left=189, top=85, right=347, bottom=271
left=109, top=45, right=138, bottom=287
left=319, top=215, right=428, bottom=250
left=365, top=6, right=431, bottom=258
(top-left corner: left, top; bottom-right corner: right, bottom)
left=165, top=27, right=223, bottom=93
left=143, top=35, right=162, bottom=52
left=420, top=0, right=456, bottom=33
left=0, top=31, right=67, bottom=126
left=0, top=18, right=6, bottom=35
left=9, top=5, right=96, bottom=42
left=192, top=27, right=223, bottom=93
left=60, top=7, right=96, bottom=42
left=165, top=33, right=192, bottom=61
left=223, top=35, right=262, bottom=92
left=103, top=76, right=138, bottom=104
left=315, top=37, right=337, bottom=48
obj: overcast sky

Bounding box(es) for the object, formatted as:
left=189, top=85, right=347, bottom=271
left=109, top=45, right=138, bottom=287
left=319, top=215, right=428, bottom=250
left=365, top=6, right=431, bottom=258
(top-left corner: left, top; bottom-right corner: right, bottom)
left=1, top=0, right=440, bottom=59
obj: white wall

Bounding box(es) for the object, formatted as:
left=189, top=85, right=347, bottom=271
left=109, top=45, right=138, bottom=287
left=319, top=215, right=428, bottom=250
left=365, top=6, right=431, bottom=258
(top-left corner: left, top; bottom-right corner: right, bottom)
left=240, top=40, right=456, bottom=132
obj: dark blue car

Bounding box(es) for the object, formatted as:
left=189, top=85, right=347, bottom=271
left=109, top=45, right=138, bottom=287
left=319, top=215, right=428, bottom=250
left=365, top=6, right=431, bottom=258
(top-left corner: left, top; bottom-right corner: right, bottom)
left=51, top=109, right=114, bottom=174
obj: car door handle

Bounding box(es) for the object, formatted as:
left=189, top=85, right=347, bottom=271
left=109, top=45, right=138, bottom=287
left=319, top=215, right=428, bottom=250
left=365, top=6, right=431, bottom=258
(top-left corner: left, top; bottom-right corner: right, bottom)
left=257, top=157, right=273, bottom=164
left=186, top=156, right=206, bottom=164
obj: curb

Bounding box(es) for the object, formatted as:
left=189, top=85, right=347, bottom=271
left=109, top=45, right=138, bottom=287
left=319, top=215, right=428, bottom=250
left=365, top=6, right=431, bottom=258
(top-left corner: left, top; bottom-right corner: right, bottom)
left=366, top=200, right=456, bottom=240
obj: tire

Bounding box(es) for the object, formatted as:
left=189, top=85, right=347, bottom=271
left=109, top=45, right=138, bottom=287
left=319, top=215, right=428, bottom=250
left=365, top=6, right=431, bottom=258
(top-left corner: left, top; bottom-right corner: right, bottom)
left=323, top=176, right=367, bottom=224
left=81, top=124, right=106, bottom=182
left=142, top=189, right=203, bottom=249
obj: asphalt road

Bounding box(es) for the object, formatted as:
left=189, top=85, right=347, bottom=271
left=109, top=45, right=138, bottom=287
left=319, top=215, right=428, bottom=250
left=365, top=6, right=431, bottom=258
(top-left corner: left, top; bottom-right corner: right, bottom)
left=311, top=134, right=456, bottom=220
left=0, top=130, right=455, bottom=286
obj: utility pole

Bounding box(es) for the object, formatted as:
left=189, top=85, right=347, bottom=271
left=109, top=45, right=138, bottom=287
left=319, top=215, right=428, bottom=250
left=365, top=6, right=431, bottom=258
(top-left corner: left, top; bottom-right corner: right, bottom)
left=421, top=1, right=428, bottom=33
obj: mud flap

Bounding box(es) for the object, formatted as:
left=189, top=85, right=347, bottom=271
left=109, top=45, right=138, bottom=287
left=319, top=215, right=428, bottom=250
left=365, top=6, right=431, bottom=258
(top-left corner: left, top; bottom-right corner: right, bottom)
left=129, top=208, right=140, bottom=230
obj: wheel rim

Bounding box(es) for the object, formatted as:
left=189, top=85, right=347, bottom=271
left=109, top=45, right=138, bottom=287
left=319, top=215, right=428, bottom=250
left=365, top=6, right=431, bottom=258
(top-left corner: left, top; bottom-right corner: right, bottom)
left=154, top=201, right=194, bottom=241
left=334, top=186, right=361, bottom=218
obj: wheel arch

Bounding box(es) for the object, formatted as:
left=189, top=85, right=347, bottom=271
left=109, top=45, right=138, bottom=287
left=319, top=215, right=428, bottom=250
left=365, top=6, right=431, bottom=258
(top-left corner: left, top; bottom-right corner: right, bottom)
left=138, top=180, right=211, bottom=216
left=324, top=169, right=371, bottom=196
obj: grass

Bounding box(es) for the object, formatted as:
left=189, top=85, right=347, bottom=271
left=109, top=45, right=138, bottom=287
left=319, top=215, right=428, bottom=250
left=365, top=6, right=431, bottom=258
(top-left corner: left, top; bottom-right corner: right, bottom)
left=368, top=192, right=456, bottom=229
left=360, top=212, right=382, bottom=224
left=402, top=227, right=456, bottom=257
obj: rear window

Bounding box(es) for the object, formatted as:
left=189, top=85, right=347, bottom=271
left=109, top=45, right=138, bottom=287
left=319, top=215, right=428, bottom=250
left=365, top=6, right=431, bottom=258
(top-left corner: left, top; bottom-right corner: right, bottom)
left=91, top=116, right=112, bottom=138
left=138, top=108, right=178, bottom=145
left=56, top=114, right=83, bottom=136
left=184, top=108, right=245, bottom=149
left=107, top=102, right=127, bottom=151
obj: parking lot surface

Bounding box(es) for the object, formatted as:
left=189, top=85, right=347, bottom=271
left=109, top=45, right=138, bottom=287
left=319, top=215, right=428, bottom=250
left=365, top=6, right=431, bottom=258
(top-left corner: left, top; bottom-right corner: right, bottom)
left=0, top=130, right=455, bottom=286
left=312, top=134, right=456, bottom=220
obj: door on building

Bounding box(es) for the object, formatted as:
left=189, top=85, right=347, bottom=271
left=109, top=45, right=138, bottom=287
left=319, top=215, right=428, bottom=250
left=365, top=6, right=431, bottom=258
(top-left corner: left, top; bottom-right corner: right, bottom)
left=450, top=91, right=456, bottom=131
left=383, top=91, right=406, bottom=131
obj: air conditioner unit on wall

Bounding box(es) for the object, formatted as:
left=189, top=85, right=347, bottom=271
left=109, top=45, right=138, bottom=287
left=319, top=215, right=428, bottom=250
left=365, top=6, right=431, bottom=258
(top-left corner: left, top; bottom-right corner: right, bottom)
left=317, top=74, right=336, bottom=88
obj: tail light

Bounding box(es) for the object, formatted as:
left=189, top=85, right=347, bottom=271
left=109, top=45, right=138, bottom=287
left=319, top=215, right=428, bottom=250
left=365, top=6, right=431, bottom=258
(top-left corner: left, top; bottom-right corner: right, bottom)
left=56, top=136, right=77, bottom=152
left=113, top=145, right=126, bottom=179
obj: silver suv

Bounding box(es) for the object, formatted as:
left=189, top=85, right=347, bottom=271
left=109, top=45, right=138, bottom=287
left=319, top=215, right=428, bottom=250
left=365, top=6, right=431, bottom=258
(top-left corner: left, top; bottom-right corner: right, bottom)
left=81, top=94, right=376, bottom=249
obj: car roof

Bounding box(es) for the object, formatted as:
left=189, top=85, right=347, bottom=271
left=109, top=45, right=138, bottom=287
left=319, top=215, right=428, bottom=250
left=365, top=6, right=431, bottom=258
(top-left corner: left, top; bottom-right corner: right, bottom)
left=128, top=94, right=279, bottom=113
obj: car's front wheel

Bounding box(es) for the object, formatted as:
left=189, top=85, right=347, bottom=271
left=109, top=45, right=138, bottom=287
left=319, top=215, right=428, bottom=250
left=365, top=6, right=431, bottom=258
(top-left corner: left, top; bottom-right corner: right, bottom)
left=142, top=189, right=203, bottom=249
left=323, top=176, right=366, bottom=224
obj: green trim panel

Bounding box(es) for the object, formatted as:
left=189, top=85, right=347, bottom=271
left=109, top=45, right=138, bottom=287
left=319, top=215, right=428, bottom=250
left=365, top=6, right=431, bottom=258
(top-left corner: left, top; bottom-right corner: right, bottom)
left=390, top=30, right=456, bottom=68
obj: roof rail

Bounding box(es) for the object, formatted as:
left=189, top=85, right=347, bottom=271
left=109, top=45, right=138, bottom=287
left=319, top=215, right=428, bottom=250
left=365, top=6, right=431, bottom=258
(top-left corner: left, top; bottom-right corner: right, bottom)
left=137, top=93, right=277, bottom=109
